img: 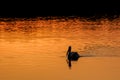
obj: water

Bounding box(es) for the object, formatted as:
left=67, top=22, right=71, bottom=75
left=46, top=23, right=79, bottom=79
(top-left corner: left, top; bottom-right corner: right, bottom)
left=0, top=17, right=120, bottom=80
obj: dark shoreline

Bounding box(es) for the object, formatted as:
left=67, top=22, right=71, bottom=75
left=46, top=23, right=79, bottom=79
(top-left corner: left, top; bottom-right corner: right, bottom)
left=0, top=14, right=120, bottom=22
left=0, top=0, right=120, bottom=21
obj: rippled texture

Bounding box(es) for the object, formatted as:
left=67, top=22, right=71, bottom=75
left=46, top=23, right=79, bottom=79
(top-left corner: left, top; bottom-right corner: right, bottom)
left=0, top=17, right=120, bottom=80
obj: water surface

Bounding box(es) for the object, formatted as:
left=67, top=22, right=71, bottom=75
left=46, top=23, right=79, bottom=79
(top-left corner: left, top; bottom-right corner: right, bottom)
left=0, top=17, right=120, bottom=80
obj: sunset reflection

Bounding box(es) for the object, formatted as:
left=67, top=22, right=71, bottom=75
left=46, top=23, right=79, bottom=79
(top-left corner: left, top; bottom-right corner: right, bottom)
left=0, top=17, right=120, bottom=80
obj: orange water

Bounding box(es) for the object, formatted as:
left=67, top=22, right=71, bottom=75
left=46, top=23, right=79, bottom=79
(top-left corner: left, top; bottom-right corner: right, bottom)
left=0, top=18, right=120, bottom=80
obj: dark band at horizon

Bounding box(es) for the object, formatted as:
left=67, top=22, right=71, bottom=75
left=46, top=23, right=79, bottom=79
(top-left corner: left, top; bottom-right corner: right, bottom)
left=0, top=2, right=120, bottom=18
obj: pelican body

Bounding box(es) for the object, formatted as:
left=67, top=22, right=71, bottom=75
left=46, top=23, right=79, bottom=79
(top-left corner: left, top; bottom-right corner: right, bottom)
left=66, top=46, right=80, bottom=61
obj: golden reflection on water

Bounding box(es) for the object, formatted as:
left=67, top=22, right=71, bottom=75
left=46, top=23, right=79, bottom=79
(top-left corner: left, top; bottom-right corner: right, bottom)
left=0, top=17, right=120, bottom=80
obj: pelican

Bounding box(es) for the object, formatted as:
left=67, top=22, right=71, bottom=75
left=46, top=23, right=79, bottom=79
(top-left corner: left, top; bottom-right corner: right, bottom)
left=66, top=46, right=80, bottom=61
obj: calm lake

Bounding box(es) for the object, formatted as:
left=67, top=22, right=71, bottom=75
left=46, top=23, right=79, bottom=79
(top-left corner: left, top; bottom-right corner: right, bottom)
left=0, top=17, right=120, bottom=80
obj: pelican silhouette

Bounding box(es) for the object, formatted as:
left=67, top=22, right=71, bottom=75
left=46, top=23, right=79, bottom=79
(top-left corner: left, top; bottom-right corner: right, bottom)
left=66, top=46, right=80, bottom=61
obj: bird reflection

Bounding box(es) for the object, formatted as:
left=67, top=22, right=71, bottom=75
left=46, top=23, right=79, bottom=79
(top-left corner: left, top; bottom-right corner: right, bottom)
left=66, top=59, right=72, bottom=69
left=66, top=58, right=79, bottom=69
